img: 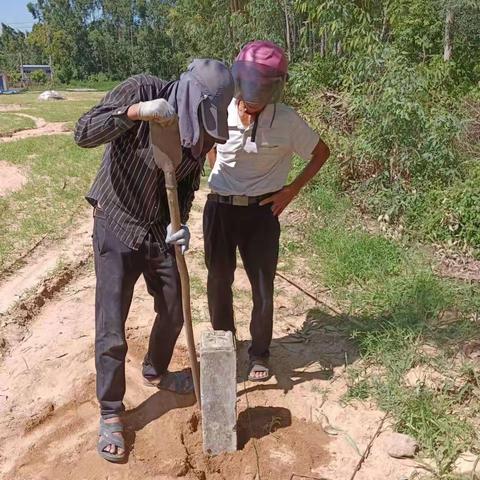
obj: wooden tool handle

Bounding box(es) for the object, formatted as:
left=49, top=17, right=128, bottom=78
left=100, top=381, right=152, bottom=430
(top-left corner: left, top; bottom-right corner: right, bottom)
left=165, top=175, right=201, bottom=408
left=150, top=121, right=201, bottom=407
left=165, top=170, right=181, bottom=231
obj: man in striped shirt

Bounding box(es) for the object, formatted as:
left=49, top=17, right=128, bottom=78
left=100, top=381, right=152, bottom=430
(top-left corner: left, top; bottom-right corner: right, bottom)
left=74, top=60, right=233, bottom=462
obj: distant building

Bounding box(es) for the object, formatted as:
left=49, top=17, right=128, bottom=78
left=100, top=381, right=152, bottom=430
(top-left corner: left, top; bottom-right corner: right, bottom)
left=21, top=64, right=53, bottom=81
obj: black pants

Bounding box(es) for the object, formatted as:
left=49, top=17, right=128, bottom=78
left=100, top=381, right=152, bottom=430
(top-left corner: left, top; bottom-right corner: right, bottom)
left=93, top=211, right=183, bottom=418
left=203, top=199, right=280, bottom=359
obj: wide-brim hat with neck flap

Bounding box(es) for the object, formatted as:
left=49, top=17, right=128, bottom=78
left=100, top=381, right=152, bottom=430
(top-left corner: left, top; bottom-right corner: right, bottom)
left=171, top=59, right=234, bottom=158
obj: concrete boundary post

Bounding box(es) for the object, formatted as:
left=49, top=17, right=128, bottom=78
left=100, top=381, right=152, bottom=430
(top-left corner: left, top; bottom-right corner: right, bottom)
left=200, top=330, right=237, bottom=455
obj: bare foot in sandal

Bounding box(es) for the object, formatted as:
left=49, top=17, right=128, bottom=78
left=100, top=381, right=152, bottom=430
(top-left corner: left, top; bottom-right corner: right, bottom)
left=248, top=359, right=271, bottom=382
left=98, top=416, right=125, bottom=462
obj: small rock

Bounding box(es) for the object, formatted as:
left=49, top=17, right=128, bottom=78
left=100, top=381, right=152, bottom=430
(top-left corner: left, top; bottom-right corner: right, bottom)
left=404, top=365, right=445, bottom=390
left=38, top=90, right=64, bottom=101
left=384, top=432, right=419, bottom=458
left=453, top=451, right=480, bottom=475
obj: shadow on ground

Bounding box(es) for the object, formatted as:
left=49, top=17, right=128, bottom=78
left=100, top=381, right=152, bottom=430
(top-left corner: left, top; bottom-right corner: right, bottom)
left=236, top=293, right=480, bottom=397
left=236, top=308, right=359, bottom=395
left=237, top=406, right=292, bottom=449
left=122, top=383, right=196, bottom=456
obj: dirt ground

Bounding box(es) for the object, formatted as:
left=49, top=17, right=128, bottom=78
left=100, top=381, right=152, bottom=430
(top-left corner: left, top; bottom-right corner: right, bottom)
left=0, top=160, right=27, bottom=196
left=0, top=185, right=426, bottom=480
left=0, top=109, right=427, bottom=479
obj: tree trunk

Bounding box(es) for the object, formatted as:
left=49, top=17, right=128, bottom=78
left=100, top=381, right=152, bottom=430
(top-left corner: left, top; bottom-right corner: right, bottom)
left=443, top=8, right=454, bottom=61
left=310, top=22, right=314, bottom=59
left=291, top=14, right=297, bottom=56
left=333, top=40, right=341, bottom=56
left=283, top=0, right=291, bottom=60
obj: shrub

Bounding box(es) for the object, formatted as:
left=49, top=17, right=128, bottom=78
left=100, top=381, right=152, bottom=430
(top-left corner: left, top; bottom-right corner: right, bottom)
left=88, top=72, right=110, bottom=83
left=287, top=55, right=342, bottom=99
left=56, top=65, right=74, bottom=84
left=30, top=69, right=48, bottom=84
left=7, top=71, right=21, bottom=84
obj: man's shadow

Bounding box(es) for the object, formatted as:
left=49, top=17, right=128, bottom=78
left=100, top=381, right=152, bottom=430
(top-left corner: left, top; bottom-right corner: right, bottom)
left=121, top=375, right=196, bottom=459
left=118, top=308, right=357, bottom=457
left=236, top=308, right=359, bottom=395
left=231, top=308, right=357, bottom=447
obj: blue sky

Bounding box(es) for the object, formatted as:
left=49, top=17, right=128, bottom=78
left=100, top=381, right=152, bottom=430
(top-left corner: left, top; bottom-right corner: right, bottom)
left=1, top=0, right=36, bottom=31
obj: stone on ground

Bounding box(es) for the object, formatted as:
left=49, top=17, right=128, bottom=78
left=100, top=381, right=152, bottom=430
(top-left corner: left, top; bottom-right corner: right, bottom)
left=453, top=451, right=480, bottom=475
left=384, top=432, right=419, bottom=458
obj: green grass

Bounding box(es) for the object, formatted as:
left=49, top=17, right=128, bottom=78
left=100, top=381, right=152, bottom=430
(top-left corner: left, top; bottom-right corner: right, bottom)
left=0, top=91, right=103, bottom=270
left=311, top=227, right=403, bottom=287
left=335, top=264, right=479, bottom=474
left=0, top=90, right=104, bottom=127
left=190, top=274, right=207, bottom=297
left=58, top=80, right=119, bottom=91
left=282, top=150, right=480, bottom=476
left=0, top=113, right=36, bottom=135
left=0, top=135, right=101, bottom=270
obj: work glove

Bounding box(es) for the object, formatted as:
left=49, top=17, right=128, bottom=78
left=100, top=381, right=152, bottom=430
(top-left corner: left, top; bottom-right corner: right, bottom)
left=137, top=98, right=177, bottom=126
left=166, top=223, right=190, bottom=255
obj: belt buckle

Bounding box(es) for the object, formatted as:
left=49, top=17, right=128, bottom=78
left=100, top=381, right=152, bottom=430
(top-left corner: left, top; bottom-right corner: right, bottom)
left=232, top=195, right=249, bottom=206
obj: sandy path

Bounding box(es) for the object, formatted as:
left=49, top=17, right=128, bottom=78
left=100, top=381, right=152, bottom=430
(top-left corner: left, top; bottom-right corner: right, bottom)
left=0, top=121, right=71, bottom=142
left=0, top=210, right=92, bottom=315
left=0, top=109, right=71, bottom=142
left=0, top=188, right=420, bottom=480
left=0, top=105, right=26, bottom=112
left=7, top=112, right=47, bottom=128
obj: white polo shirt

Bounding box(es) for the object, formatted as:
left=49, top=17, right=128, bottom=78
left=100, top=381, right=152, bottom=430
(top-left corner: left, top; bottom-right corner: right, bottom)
left=208, top=100, right=320, bottom=196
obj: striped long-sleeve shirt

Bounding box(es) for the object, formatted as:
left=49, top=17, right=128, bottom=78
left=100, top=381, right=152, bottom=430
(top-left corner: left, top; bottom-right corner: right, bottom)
left=74, top=74, right=204, bottom=252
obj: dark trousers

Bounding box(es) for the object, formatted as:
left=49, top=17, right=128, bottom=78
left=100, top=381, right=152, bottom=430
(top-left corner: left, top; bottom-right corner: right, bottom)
left=93, top=211, right=183, bottom=418
left=203, top=199, right=280, bottom=359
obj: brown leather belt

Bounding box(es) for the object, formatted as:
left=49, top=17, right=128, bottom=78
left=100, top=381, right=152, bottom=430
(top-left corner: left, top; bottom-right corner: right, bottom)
left=207, top=192, right=273, bottom=206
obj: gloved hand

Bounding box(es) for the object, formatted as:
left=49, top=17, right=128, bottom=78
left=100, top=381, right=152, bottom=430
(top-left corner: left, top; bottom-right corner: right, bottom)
left=137, top=99, right=177, bottom=126
left=166, top=223, right=190, bottom=254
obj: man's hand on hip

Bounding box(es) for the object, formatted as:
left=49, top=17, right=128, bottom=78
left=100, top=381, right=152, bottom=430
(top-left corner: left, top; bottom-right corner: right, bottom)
left=166, top=224, right=191, bottom=255
left=259, top=184, right=300, bottom=216
left=128, top=99, right=177, bottom=126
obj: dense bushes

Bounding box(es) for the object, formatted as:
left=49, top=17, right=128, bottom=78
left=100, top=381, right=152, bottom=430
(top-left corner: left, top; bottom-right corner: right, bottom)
left=289, top=47, right=480, bottom=254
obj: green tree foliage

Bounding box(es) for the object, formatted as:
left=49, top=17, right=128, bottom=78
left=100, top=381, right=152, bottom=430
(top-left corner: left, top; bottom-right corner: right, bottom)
left=2, top=0, right=479, bottom=251
left=293, top=0, right=480, bottom=251
left=8, top=0, right=296, bottom=79
left=0, top=23, right=44, bottom=74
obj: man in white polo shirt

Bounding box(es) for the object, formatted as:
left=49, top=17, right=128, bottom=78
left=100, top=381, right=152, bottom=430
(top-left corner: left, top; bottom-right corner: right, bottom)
left=205, top=40, right=330, bottom=381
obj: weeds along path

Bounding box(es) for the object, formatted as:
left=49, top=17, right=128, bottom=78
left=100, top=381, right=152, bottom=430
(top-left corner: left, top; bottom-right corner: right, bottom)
left=0, top=185, right=423, bottom=480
